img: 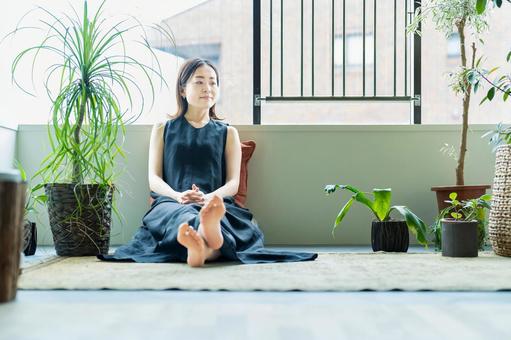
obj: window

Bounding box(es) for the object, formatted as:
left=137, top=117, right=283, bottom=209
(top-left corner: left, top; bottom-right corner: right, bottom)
left=447, top=33, right=460, bottom=58
left=334, top=34, right=375, bottom=67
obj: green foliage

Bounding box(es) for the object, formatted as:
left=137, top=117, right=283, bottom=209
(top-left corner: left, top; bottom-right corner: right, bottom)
left=9, top=1, right=169, bottom=187
left=7, top=1, right=172, bottom=219
left=482, top=123, right=511, bottom=149
left=476, top=0, right=509, bottom=14
left=324, top=185, right=429, bottom=246
left=430, top=192, right=491, bottom=250
left=408, top=0, right=489, bottom=37
left=472, top=0, right=511, bottom=147
left=13, top=160, right=48, bottom=219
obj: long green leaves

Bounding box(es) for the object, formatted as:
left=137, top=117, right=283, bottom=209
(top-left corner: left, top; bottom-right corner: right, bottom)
left=10, top=0, right=171, bottom=187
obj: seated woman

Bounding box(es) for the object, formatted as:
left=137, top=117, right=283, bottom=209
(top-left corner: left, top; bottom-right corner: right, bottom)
left=99, top=58, right=317, bottom=267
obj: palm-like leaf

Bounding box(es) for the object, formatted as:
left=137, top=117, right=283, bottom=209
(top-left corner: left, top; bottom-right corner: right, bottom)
left=389, top=206, right=428, bottom=246
left=373, top=188, right=392, bottom=221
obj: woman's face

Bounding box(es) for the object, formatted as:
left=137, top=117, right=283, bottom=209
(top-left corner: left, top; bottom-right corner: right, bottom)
left=181, top=65, right=219, bottom=110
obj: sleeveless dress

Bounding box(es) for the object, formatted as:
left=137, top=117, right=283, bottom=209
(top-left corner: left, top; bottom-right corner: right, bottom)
left=99, top=114, right=317, bottom=264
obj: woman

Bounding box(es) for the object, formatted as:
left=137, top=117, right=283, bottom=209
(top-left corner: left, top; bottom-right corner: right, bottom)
left=99, top=58, right=317, bottom=267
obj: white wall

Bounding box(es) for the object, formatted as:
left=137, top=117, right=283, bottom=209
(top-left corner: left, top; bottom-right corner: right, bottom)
left=0, top=126, right=16, bottom=170
left=17, top=124, right=496, bottom=247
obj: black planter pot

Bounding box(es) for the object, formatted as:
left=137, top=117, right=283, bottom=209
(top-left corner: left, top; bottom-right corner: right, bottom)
left=45, top=183, right=113, bottom=256
left=23, top=221, right=37, bottom=256
left=441, top=219, right=478, bottom=257
left=371, top=220, right=409, bottom=252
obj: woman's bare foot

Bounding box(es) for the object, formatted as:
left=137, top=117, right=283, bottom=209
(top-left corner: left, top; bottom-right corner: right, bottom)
left=198, top=195, right=225, bottom=250
left=177, top=223, right=206, bottom=267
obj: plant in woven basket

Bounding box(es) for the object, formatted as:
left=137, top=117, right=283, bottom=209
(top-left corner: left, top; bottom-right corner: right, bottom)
left=430, top=192, right=491, bottom=251
left=324, top=185, right=429, bottom=251
left=8, top=1, right=172, bottom=255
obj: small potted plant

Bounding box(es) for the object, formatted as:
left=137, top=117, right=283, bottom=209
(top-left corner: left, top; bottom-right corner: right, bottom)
left=324, top=185, right=428, bottom=252
left=15, top=161, right=47, bottom=256
left=432, top=192, right=491, bottom=257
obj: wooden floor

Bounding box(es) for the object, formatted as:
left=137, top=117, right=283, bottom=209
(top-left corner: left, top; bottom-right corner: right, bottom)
left=1, top=246, right=510, bottom=340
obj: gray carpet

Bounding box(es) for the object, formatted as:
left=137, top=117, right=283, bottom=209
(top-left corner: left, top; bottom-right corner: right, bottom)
left=18, top=252, right=511, bottom=291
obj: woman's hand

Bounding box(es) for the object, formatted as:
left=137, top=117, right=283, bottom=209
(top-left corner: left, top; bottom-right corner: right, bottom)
left=178, top=184, right=205, bottom=204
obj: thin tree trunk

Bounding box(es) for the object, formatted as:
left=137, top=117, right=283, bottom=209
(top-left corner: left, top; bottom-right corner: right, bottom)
left=73, top=90, right=87, bottom=184
left=455, top=20, right=475, bottom=186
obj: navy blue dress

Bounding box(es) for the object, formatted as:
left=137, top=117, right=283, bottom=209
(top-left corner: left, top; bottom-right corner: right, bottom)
left=99, top=114, right=317, bottom=264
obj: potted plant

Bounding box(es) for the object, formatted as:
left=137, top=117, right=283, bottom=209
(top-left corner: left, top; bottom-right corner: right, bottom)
left=430, top=192, right=491, bottom=254
left=431, top=192, right=491, bottom=257
left=324, top=185, right=429, bottom=252
left=9, top=1, right=169, bottom=256
left=408, top=0, right=491, bottom=211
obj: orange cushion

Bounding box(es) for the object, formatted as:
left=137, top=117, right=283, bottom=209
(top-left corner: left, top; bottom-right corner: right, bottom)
left=148, top=140, right=256, bottom=207
left=234, top=140, right=256, bottom=207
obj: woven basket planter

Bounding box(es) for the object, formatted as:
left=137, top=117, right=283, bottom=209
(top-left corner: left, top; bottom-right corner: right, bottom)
left=489, top=144, right=511, bottom=257
left=45, top=183, right=113, bottom=256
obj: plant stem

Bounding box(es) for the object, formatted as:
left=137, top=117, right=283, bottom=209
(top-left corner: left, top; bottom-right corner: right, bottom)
left=73, top=88, right=86, bottom=183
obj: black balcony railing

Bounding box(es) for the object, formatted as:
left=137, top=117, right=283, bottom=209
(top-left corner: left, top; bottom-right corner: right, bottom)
left=253, top=0, right=422, bottom=124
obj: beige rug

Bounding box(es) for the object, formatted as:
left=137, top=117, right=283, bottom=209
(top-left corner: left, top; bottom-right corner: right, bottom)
left=18, top=252, right=511, bottom=291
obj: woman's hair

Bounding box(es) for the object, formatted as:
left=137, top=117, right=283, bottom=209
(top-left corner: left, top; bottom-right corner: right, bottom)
left=173, top=58, right=222, bottom=120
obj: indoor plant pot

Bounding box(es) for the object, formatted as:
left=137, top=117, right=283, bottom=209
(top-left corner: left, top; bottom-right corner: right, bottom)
left=441, top=219, right=478, bottom=257
left=45, top=183, right=113, bottom=256
left=22, top=220, right=37, bottom=256
left=488, top=144, right=511, bottom=257
left=325, top=185, right=428, bottom=251
left=431, top=185, right=491, bottom=212
left=371, top=220, right=409, bottom=252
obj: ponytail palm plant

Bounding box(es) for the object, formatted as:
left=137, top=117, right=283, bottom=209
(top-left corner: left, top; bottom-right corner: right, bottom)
left=8, top=1, right=172, bottom=254
left=11, top=0, right=169, bottom=186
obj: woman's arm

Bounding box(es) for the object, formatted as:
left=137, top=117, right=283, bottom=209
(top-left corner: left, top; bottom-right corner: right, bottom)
left=147, top=122, right=182, bottom=201
left=207, top=126, right=242, bottom=199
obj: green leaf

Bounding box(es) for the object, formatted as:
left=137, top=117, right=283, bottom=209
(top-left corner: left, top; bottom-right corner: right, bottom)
left=449, top=192, right=458, bottom=200
left=476, top=0, right=487, bottom=14
left=390, top=206, right=428, bottom=247
left=487, top=67, right=499, bottom=75
left=451, top=212, right=462, bottom=219
left=504, top=90, right=510, bottom=102
left=373, top=188, right=392, bottom=221
left=480, top=194, right=492, bottom=201
left=332, top=197, right=355, bottom=237
left=487, top=87, right=495, bottom=101
left=506, top=51, right=511, bottom=63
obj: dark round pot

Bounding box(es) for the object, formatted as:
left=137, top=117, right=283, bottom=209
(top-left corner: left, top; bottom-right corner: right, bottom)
left=23, top=221, right=37, bottom=256
left=431, top=185, right=491, bottom=212
left=371, top=220, right=409, bottom=252
left=441, top=219, right=478, bottom=257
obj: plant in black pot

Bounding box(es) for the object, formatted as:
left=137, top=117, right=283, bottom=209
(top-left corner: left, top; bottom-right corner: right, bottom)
left=432, top=192, right=491, bottom=257
left=324, top=185, right=429, bottom=252
left=15, top=162, right=46, bottom=256
left=9, top=1, right=170, bottom=256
